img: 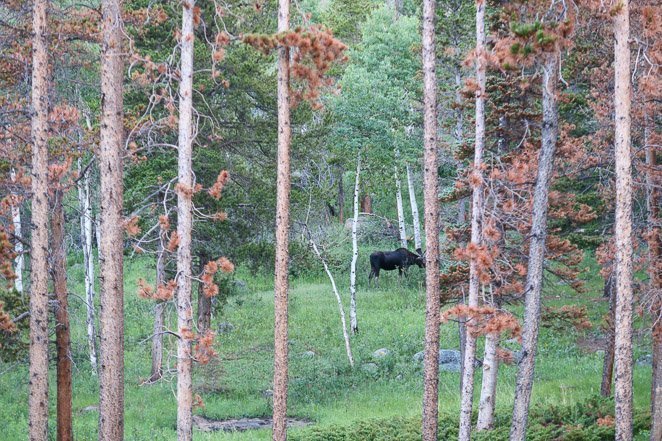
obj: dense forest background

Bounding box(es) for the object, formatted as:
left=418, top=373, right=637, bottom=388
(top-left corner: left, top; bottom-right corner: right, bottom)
left=0, top=0, right=660, bottom=440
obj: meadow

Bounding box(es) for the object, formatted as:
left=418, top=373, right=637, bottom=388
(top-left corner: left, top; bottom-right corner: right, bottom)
left=0, top=252, right=654, bottom=440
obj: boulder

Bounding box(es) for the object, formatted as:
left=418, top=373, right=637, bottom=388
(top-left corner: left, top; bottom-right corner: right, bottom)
left=636, top=354, right=652, bottom=366
left=412, top=349, right=462, bottom=372
left=372, top=348, right=391, bottom=360
left=301, top=351, right=316, bottom=359
left=218, top=322, right=235, bottom=334
left=361, top=363, right=379, bottom=375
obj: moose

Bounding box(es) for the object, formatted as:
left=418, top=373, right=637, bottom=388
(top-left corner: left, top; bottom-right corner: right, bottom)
left=368, top=248, right=425, bottom=287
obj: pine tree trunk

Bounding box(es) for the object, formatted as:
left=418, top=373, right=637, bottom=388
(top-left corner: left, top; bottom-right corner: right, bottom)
left=273, top=1, right=291, bottom=439
left=197, top=253, right=212, bottom=332
left=459, top=2, right=486, bottom=438
left=98, top=0, right=125, bottom=438
left=612, top=2, right=634, bottom=439
left=476, top=333, right=499, bottom=431
left=395, top=159, right=407, bottom=248
left=455, top=67, right=467, bottom=391
left=28, top=1, right=50, bottom=439
left=509, top=53, right=559, bottom=441
left=337, top=166, right=345, bottom=223
left=78, top=158, right=98, bottom=374
left=52, top=191, right=73, bottom=441
left=406, top=165, right=422, bottom=252
left=176, top=2, right=195, bottom=439
left=350, top=153, right=361, bottom=334
left=601, top=274, right=615, bottom=397
left=360, top=194, right=372, bottom=214
left=149, top=230, right=167, bottom=382
left=10, top=169, right=23, bottom=294
left=421, top=0, right=440, bottom=438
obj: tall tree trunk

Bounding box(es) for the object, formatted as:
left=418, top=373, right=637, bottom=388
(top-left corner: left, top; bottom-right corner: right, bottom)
left=197, top=253, right=212, bottom=332
left=601, top=274, right=616, bottom=397
left=421, top=0, right=440, bottom=438
left=360, top=194, right=372, bottom=214
left=476, top=332, right=499, bottom=431
left=337, top=166, right=345, bottom=223
left=149, top=230, right=167, bottom=382
left=509, top=53, right=559, bottom=441
left=613, top=2, right=634, bottom=439
left=175, top=1, right=196, bottom=439
left=459, top=2, right=486, bottom=438
left=406, top=165, right=422, bottom=252
left=644, top=106, right=660, bottom=441
left=350, top=153, right=361, bottom=334
left=28, top=0, right=50, bottom=439
left=273, top=1, right=291, bottom=439
left=52, top=190, right=73, bottom=441
left=10, top=169, right=23, bottom=294
left=307, top=232, right=354, bottom=367
left=98, top=0, right=125, bottom=438
left=78, top=158, right=98, bottom=374
left=395, top=160, right=407, bottom=248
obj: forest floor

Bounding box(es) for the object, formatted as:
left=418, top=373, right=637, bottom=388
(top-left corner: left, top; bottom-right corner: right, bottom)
left=0, top=254, right=654, bottom=440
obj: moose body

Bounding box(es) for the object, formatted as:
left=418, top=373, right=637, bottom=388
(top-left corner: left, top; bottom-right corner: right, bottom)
left=368, top=248, right=425, bottom=286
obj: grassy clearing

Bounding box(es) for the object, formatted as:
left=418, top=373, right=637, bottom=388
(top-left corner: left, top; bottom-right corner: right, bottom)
left=0, top=253, right=653, bottom=440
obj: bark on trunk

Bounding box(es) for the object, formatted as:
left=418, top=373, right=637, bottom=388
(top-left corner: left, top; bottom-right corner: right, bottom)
left=273, top=1, right=291, bottom=439
left=476, top=333, right=499, bottom=431
left=307, top=232, right=354, bottom=366
left=613, top=3, right=634, bottom=439
left=98, top=0, right=125, bottom=438
left=601, top=274, right=616, bottom=397
left=149, top=230, right=167, bottom=382
left=406, top=165, right=422, bottom=252
left=395, top=164, right=407, bottom=248
left=78, top=158, right=98, bottom=374
left=459, top=2, right=486, bottom=438
left=10, top=169, right=23, bottom=294
left=197, top=253, right=212, bottom=332
left=349, top=153, right=361, bottom=335
left=509, top=53, right=559, bottom=441
left=28, top=1, right=50, bottom=439
left=421, top=1, right=440, bottom=438
left=176, top=2, right=196, bottom=439
left=52, top=191, right=73, bottom=441
left=337, top=166, right=345, bottom=223
left=360, top=194, right=372, bottom=214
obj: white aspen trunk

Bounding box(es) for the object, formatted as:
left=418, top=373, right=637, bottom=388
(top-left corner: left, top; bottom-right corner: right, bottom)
left=28, top=1, right=50, bottom=438
left=308, top=234, right=354, bottom=367
left=509, top=53, right=559, bottom=441
left=98, top=0, right=125, bottom=438
left=78, top=159, right=98, bottom=374
left=10, top=169, right=23, bottom=294
left=421, top=0, right=440, bottom=438
left=349, top=153, right=361, bottom=335
left=476, top=332, right=499, bottom=430
left=176, top=2, right=195, bottom=439
left=272, top=1, right=292, bottom=439
left=395, top=157, right=407, bottom=248
left=459, top=2, right=486, bottom=438
left=406, top=165, right=422, bottom=252
left=613, top=2, right=633, bottom=439
left=149, top=230, right=167, bottom=382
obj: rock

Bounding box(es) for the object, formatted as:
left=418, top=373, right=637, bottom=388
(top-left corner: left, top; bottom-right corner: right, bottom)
left=413, top=349, right=462, bottom=372
left=233, top=279, right=248, bottom=292
left=372, top=348, right=391, bottom=360
left=261, top=389, right=273, bottom=398
left=361, top=363, right=379, bottom=375
left=301, top=351, right=316, bottom=359
left=217, top=322, right=235, bottom=334
left=636, top=354, right=652, bottom=366
left=79, top=405, right=98, bottom=414
left=514, top=350, right=525, bottom=364
left=395, top=374, right=403, bottom=381
left=438, top=350, right=461, bottom=365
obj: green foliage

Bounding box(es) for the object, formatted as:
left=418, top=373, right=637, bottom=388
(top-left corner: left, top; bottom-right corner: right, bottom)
left=0, top=288, right=28, bottom=362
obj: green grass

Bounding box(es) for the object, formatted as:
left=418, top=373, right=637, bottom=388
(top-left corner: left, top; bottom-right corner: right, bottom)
left=0, top=253, right=654, bottom=440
